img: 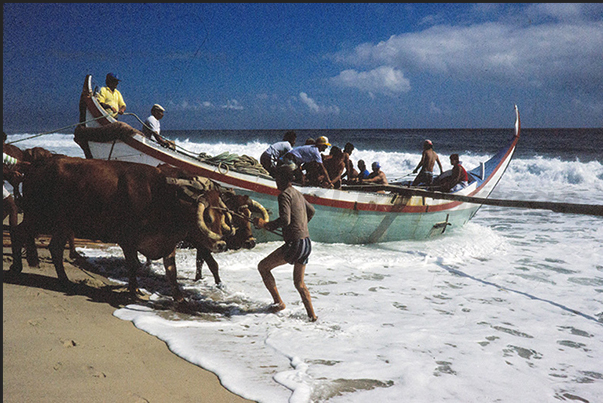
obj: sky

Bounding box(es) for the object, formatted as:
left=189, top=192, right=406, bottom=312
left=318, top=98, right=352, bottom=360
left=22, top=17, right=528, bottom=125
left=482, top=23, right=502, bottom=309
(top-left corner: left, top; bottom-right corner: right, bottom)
left=3, top=3, right=603, bottom=132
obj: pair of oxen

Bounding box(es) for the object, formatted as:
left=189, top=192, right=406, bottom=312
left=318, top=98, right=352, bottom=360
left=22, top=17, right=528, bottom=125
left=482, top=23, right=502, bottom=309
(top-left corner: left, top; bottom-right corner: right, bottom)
left=5, top=144, right=269, bottom=306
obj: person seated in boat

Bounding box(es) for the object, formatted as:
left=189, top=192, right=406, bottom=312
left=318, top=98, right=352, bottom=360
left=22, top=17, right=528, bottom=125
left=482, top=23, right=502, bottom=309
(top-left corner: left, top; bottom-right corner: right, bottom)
left=344, top=159, right=370, bottom=184
left=260, top=130, right=297, bottom=177
left=312, top=145, right=346, bottom=189
left=361, top=162, right=388, bottom=186
left=340, top=142, right=355, bottom=183
left=342, top=160, right=360, bottom=184
left=440, top=153, right=468, bottom=192
left=411, top=139, right=443, bottom=187
left=142, top=104, right=175, bottom=149
left=96, top=73, right=126, bottom=117
left=281, top=136, right=333, bottom=188
left=357, top=160, right=370, bottom=180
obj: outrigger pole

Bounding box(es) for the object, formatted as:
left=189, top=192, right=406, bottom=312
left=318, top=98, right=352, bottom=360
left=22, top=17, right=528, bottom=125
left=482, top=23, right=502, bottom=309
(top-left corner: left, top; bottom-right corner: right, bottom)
left=343, top=185, right=603, bottom=217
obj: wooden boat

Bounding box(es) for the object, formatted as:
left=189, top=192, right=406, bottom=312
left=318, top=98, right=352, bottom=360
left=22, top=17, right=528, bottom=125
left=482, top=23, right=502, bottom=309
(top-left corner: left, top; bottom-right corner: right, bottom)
left=75, top=75, right=520, bottom=244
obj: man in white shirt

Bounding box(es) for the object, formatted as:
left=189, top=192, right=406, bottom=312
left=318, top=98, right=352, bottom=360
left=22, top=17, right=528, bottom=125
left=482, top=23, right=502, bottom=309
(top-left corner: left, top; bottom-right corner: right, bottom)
left=260, top=130, right=297, bottom=177
left=142, top=104, right=174, bottom=149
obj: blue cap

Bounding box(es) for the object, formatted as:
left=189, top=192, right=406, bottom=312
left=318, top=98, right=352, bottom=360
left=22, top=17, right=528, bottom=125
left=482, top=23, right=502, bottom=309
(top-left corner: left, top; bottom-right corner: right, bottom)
left=106, top=72, right=121, bottom=81
left=372, top=162, right=380, bottom=170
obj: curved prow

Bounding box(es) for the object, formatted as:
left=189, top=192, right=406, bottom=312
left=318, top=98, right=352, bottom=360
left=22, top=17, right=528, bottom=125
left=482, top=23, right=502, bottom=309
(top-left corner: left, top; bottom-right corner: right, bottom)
left=514, top=104, right=521, bottom=139
left=466, top=105, right=520, bottom=192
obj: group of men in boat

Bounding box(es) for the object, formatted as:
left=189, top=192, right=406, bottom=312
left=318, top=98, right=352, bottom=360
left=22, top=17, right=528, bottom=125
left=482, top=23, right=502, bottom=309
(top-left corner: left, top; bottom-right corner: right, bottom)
left=259, top=131, right=468, bottom=193
left=259, top=131, right=389, bottom=189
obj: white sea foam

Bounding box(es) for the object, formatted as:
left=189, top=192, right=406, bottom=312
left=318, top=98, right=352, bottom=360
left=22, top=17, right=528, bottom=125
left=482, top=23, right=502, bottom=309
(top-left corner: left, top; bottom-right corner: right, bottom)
left=6, top=133, right=603, bottom=402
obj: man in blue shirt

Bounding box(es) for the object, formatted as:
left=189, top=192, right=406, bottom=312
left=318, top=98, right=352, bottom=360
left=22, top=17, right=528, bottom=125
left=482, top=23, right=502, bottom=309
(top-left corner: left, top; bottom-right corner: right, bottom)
left=357, top=160, right=370, bottom=179
left=281, top=136, right=333, bottom=187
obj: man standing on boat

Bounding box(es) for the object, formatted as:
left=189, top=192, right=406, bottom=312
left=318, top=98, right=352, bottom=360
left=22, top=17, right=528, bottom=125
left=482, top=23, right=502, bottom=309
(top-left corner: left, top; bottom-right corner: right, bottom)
left=142, top=104, right=175, bottom=149
left=260, top=130, right=297, bottom=177
left=97, top=73, right=126, bottom=117
left=412, top=140, right=443, bottom=187
left=254, top=163, right=317, bottom=322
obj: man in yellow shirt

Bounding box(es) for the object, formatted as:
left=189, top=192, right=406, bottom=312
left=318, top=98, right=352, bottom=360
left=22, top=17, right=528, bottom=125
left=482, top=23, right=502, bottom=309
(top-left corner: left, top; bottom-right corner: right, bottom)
left=97, top=73, right=126, bottom=116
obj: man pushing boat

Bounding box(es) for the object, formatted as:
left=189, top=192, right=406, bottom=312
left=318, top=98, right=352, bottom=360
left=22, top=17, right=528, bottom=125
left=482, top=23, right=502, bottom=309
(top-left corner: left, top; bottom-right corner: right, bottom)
left=254, top=163, right=317, bottom=321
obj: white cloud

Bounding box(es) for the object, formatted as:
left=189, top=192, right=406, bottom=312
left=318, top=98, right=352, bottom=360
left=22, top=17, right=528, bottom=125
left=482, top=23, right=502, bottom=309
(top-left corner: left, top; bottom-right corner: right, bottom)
left=330, top=66, right=411, bottom=95
left=221, top=99, right=244, bottom=110
left=298, top=92, right=340, bottom=114
left=166, top=99, right=214, bottom=111
left=526, top=3, right=601, bottom=22
left=429, top=102, right=442, bottom=115
left=331, top=18, right=603, bottom=93
left=299, top=92, right=320, bottom=112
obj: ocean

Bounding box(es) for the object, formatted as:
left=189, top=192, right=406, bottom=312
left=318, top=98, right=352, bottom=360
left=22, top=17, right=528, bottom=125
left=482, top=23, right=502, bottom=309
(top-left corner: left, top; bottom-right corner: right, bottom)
left=5, top=126, right=603, bottom=403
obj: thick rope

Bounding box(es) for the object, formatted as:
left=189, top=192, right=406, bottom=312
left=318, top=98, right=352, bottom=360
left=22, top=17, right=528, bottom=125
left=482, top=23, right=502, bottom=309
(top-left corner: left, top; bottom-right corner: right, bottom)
left=7, top=111, right=271, bottom=179
left=7, top=115, right=108, bottom=145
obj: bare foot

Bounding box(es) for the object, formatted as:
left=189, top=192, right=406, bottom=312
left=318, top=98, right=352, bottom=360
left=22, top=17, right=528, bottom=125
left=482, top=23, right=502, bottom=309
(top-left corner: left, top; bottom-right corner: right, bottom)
left=268, top=302, right=286, bottom=313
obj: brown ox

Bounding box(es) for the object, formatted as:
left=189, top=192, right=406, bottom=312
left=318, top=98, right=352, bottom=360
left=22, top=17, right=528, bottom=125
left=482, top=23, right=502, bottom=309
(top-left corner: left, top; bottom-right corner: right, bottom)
left=156, top=165, right=269, bottom=285
left=13, top=156, right=229, bottom=303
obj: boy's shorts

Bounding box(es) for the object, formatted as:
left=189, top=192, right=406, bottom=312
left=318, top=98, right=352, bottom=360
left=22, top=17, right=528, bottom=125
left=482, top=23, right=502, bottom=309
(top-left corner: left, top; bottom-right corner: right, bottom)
left=283, top=237, right=312, bottom=265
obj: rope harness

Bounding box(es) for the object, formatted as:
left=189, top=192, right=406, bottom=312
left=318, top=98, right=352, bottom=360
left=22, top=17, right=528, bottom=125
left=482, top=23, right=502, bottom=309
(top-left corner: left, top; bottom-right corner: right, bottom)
left=165, top=176, right=282, bottom=236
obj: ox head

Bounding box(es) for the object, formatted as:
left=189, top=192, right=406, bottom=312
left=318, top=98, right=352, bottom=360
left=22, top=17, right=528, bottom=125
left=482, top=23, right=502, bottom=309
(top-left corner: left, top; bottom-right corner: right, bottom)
left=220, top=191, right=269, bottom=250
left=166, top=177, right=230, bottom=253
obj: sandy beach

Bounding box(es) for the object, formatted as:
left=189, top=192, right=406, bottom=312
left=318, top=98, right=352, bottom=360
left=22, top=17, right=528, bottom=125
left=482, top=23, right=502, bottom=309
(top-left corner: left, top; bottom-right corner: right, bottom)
left=3, top=228, right=253, bottom=403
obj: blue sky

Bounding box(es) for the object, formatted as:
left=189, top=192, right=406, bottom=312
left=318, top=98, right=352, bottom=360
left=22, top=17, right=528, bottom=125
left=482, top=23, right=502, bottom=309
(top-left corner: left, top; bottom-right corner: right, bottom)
left=3, top=3, right=603, bottom=132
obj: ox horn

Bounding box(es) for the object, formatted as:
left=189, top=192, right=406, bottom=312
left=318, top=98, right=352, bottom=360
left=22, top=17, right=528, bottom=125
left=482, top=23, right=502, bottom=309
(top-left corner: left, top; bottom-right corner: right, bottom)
left=218, top=198, right=236, bottom=237
left=249, top=199, right=270, bottom=221
left=196, top=201, right=224, bottom=243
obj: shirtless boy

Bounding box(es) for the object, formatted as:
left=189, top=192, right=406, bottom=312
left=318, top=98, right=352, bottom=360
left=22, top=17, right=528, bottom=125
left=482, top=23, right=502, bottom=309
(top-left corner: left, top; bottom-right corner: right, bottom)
left=412, top=140, right=443, bottom=186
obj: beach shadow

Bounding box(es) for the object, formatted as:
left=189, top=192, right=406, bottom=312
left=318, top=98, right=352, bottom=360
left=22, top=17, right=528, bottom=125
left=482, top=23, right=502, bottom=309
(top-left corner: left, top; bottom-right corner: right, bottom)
left=3, top=247, right=268, bottom=317
left=2, top=267, right=133, bottom=308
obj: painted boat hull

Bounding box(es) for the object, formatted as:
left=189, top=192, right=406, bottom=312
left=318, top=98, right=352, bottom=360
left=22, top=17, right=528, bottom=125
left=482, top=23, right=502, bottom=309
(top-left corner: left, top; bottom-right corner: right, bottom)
left=76, top=75, right=520, bottom=244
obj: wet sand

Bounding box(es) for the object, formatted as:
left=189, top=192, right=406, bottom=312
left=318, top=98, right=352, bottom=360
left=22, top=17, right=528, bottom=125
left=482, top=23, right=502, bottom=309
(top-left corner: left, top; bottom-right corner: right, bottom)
left=3, top=230, right=253, bottom=403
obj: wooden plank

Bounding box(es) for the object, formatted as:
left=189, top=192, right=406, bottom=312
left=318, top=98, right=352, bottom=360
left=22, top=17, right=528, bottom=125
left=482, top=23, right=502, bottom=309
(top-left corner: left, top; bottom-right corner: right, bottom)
left=342, top=185, right=603, bottom=217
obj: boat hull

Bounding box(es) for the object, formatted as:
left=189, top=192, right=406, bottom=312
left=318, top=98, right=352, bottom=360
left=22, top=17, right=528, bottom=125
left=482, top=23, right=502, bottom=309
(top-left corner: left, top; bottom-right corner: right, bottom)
left=76, top=75, right=519, bottom=244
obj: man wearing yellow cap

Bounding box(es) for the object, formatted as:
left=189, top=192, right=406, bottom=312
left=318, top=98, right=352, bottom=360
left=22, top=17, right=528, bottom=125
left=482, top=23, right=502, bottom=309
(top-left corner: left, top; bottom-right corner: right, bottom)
left=280, top=136, right=333, bottom=188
